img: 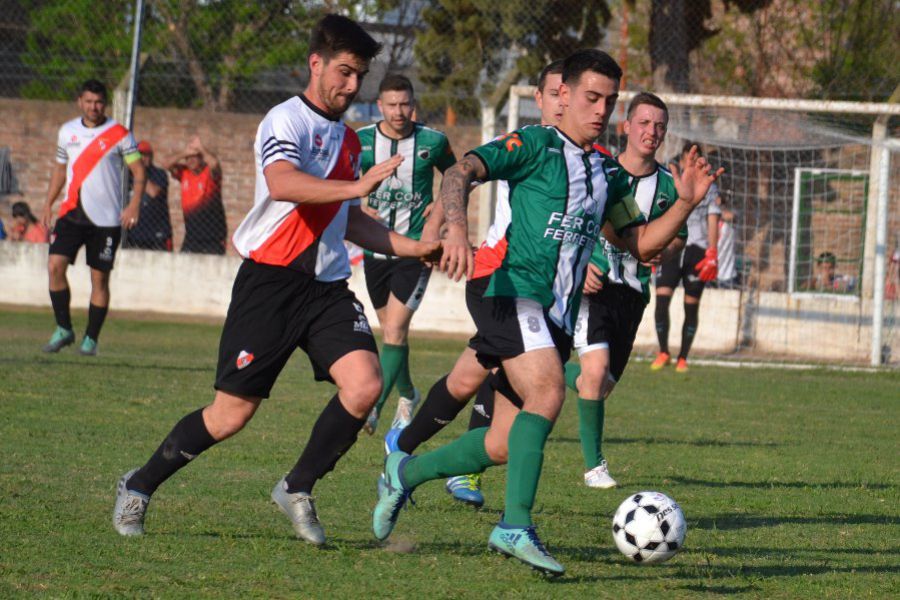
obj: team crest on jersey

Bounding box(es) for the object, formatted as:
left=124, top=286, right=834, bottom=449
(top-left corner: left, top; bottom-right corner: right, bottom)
left=417, top=148, right=431, bottom=160
left=236, top=350, right=254, bottom=370
left=314, top=134, right=323, bottom=147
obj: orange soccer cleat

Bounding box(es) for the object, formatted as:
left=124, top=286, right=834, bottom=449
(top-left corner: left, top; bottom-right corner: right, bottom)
left=675, top=357, right=689, bottom=373
left=650, top=352, right=671, bottom=371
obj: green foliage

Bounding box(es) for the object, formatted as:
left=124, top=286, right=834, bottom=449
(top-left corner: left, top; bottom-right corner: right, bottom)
left=414, top=0, right=612, bottom=117
left=1, top=307, right=898, bottom=596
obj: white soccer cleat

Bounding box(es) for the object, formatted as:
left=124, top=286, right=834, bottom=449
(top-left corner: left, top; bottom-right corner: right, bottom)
left=584, top=460, right=618, bottom=489
left=113, top=468, right=150, bottom=536
left=391, top=388, right=420, bottom=429
left=271, top=478, right=326, bottom=545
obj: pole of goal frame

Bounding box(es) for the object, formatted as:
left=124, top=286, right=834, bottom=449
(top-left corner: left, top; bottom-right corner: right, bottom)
left=119, top=0, right=145, bottom=242
left=870, top=144, right=891, bottom=366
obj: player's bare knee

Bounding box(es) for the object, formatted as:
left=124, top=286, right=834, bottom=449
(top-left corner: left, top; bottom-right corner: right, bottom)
left=578, top=358, right=609, bottom=400
left=484, top=432, right=508, bottom=464
left=447, top=371, right=480, bottom=401
left=338, top=375, right=382, bottom=415
left=380, top=323, right=408, bottom=345
left=204, top=406, right=252, bottom=440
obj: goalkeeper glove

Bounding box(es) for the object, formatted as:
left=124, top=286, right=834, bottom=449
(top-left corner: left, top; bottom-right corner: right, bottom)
left=695, top=247, right=718, bottom=282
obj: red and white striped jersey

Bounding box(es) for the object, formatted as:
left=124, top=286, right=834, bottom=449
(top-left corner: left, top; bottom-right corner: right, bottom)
left=55, top=117, right=139, bottom=227
left=232, top=95, right=361, bottom=282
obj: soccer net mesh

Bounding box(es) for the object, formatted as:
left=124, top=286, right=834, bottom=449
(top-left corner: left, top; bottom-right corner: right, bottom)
left=507, top=88, right=900, bottom=367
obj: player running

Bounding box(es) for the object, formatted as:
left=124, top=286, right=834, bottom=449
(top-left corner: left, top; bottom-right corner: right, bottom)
left=356, top=74, right=456, bottom=435
left=651, top=142, right=722, bottom=372
left=564, top=92, right=686, bottom=489
left=113, top=14, right=440, bottom=546
left=41, top=79, right=146, bottom=356
left=390, top=59, right=566, bottom=508
left=372, top=49, right=723, bottom=576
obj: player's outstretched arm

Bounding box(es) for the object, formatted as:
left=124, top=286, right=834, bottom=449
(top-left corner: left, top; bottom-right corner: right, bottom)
left=620, top=147, right=724, bottom=262
left=265, top=154, right=403, bottom=205
left=41, top=162, right=67, bottom=228
left=345, top=205, right=442, bottom=262
left=437, top=155, right=486, bottom=281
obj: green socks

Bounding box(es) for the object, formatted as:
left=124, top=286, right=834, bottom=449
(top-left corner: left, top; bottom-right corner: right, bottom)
left=375, top=343, right=409, bottom=414
left=578, top=397, right=605, bottom=469
left=401, top=427, right=496, bottom=488
left=504, top=411, right=553, bottom=527
left=564, top=362, right=581, bottom=392
left=395, top=345, right=415, bottom=398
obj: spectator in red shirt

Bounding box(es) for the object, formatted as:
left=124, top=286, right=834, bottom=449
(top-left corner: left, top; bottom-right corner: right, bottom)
left=164, top=136, right=227, bottom=254
left=9, top=201, right=50, bottom=243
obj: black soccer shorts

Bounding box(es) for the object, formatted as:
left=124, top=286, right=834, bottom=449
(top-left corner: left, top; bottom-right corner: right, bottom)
left=49, top=214, right=122, bottom=272
left=214, top=260, right=378, bottom=398
left=363, top=256, right=432, bottom=311
left=573, top=283, right=647, bottom=383
left=655, top=244, right=707, bottom=298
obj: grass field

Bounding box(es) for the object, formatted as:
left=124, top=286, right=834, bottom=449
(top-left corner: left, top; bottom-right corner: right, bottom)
left=1, top=306, right=897, bottom=598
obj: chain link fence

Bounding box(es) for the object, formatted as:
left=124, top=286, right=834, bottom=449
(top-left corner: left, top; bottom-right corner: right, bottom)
left=0, top=0, right=897, bottom=363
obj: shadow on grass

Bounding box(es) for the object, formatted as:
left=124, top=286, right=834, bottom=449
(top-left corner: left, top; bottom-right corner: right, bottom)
left=665, top=476, right=894, bottom=491
left=692, top=513, right=896, bottom=531
left=551, top=436, right=780, bottom=448
left=0, top=356, right=211, bottom=373
left=702, top=545, right=900, bottom=557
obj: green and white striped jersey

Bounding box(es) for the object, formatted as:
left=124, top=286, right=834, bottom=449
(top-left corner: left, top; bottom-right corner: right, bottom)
left=357, top=122, right=455, bottom=252
left=468, top=125, right=645, bottom=334
left=591, top=162, right=687, bottom=304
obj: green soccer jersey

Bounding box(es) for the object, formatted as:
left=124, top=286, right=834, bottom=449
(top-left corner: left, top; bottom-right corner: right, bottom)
left=590, top=162, right=687, bottom=304
left=468, top=126, right=645, bottom=334
left=357, top=122, right=455, bottom=253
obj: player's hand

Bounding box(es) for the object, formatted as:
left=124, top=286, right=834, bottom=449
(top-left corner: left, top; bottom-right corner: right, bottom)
left=440, top=228, right=473, bottom=282
left=694, top=247, right=718, bottom=282
left=670, top=145, right=725, bottom=208
left=41, top=202, right=54, bottom=230
left=121, top=204, right=140, bottom=230
left=414, top=239, right=443, bottom=264
left=583, top=263, right=605, bottom=295
left=356, top=154, right=403, bottom=198
left=642, top=253, right=664, bottom=268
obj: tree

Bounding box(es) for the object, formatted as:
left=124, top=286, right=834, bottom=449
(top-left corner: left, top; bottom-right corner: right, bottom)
left=414, top=0, right=612, bottom=119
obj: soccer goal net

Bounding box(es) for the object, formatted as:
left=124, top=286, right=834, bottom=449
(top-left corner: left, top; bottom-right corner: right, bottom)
left=504, top=87, right=900, bottom=367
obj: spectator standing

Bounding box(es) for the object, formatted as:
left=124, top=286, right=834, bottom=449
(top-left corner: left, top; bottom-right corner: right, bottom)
left=9, top=201, right=49, bottom=243
left=165, top=136, right=227, bottom=254
left=123, top=140, right=172, bottom=251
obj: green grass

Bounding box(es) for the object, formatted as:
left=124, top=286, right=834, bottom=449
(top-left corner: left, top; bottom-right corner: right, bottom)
left=1, top=307, right=898, bottom=598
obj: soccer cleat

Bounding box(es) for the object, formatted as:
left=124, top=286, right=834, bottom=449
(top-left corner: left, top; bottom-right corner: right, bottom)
left=488, top=522, right=565, bottom=577
left=373, top=451, right=413, bottom=541
left=675, top=357, right=689, bottom=373
left=650, top=351, right=671, bottom=371
left=42, top=326, right=75, bottom=353
left=584, top=460, right=617, bottom=489
left=384, top=426, right=402, bottom=456
left=78, top=336, right=98, bottom=356
left=391, top=388, right=421, bottom=429
left=446, top=473, right=485, bottom=508
left=363, top=407, right=379, bottom=435
left=113, top=468, right=150, bottom=536
left=271, top=478, right=326, bottom=545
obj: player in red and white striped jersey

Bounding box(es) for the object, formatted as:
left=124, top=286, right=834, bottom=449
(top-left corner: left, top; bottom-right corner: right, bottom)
left=40, top=79, right=146, bottom=356
left=114, top=15, right=442, bottom=545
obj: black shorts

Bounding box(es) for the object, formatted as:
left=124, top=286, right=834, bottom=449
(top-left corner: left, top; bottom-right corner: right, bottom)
left=214, top=260, right=378, bottom=398
left=49, top=214, right=121, bottom=272
left=363, top=256, right=432, bottom=311
left=656, top=244, right=707, bottom=298
left=573, top=284, right=646, bottom=382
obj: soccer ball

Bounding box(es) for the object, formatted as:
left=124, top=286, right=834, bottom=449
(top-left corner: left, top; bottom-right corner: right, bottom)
left=612, top=491, right=686, bottom=564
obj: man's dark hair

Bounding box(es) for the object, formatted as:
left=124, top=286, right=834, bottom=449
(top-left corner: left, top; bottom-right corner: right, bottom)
left=627, top=91, right=668, bottom=121
left=379, top=73, right=414, bottom=97
left=80, top=79, right=107, bottom=100
left=309, top=14, right=381, bottom=62
left=816, top=251, right=837, bottom=266
left=561, top=49, right=622, bottom=86
left=12, top=201, right=37, bottom=223
left=537, top=60, right=565, bottom=92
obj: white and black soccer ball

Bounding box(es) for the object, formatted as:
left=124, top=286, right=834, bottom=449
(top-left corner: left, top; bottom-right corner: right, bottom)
left=612, top=491, right=686, bottom=564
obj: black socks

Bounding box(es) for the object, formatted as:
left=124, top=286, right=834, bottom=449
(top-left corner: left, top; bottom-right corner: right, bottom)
left=398, top=375, right=467, bottom=454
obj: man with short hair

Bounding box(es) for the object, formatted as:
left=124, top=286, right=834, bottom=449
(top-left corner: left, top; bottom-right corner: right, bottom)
left=564, top=92, right=687, bottom=489
left=113, top=14, right=441, bottom=546
left=40, top=79, right=146, bottom=356
left=356, top=74, right=456, bottom=435
left=373, top=49, right=722, bottom=575
left=165, top=136, right=227, bottom=254
left=123, top=140, right=172, bottom=251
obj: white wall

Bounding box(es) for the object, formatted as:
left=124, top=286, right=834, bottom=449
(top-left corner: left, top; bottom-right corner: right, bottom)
left=0, top=243, right=871, bottom=362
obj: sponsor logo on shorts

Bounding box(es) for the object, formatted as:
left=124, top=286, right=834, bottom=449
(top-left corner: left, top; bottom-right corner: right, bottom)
left=353, top=302, right=364, bottom=313
left=353, top=316, right=372, bottom=335
left=98, top=236, right=115, bottom=262
left=236, top=349, right=254, bottom=370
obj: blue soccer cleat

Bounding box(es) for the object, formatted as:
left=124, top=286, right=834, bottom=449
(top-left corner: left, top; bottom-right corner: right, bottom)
left=445, top=473, right=484, bottom=508
left=383, top=426, right=402, bottom=456
left=488, top=522, right=565, bottom=577
left=42, top=326, right=74, bottom=353
left=373, top=451, right=414, bottom=541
